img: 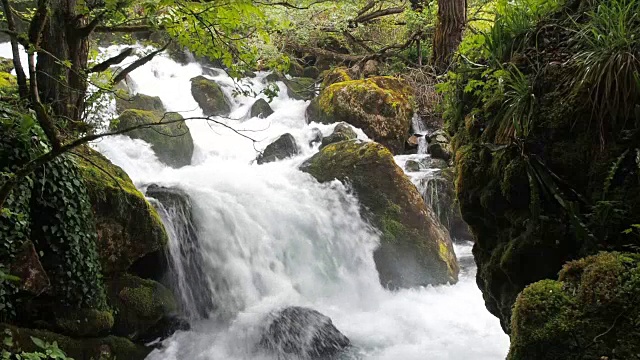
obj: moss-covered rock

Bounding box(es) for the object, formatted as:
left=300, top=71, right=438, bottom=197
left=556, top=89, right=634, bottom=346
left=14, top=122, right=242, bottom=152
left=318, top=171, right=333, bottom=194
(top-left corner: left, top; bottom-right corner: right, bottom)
left=508, top=252, right=640, bottom=360
left=420, top=168, right=471, bottom=242
left=0, top=57, right=14, bottom=73
left=115, top=93, right=165, bottom=115
left=301, top=140, right=459, bottom=288
left=112, top=109, right=194, bottom=168
left=320, top=67, right=352, bottom=90
left=0, top=323, right=150, bottom=360
left=55, top=308, right=114, bottom=337
left=250, top=98, right=274, bottom=118
left=319, top=123, right=357, bottom=149
left=0, top=71, right=17, bottom=95
left=284, top=77, right=316, bottom=100
left=190, top=75, right=231, bottom=116
left=106, top=274, right=177, bottom=340
left=75, top=146, right=168, bottom=274
left=306, top=77, right=414, bottom=154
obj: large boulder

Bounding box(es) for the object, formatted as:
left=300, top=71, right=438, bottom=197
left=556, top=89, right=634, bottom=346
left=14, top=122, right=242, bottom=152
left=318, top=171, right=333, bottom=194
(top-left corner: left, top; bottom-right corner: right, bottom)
left=190, top=75, right=231, bottom=116
left=106, top=274, right=178, bottom=340
left=0, top=57, right=14, bottom=73
left=257, top=134, right=300, bottom=164
left=508, top=252, right=640, bottom=360
left=301, top=140, right=459, bottom=288
left=427, top=130, right=453, bottom=162
left=259, top=307, right=350, bottom=359
left=0, top=324, right=150, bottom=360
left=112, top=109, right=194, bottom=168
left=250, top=98, right=274, bottom=119
left=115, top=93, right=165, bottom=115
left=55, top=308, right=114, bottom=337
left=283, top=77, right=316, bottom=100
left=320, top=122, right=357, bottom=149
left=75, top=146, right=168, bottom=274
left=306, top=77, right=414, bottom=154
left=320, top=67, right=352, bottom=90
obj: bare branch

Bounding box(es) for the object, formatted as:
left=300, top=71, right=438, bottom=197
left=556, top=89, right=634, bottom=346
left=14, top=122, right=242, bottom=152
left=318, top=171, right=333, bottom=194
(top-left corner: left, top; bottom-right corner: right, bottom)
left=89, top=47, right=134, bottom=73
left=112, top=42, right=170, bottom=84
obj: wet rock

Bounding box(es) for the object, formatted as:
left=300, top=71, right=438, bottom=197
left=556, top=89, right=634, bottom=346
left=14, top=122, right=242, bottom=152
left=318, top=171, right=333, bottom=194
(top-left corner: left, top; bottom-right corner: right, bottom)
left=265, top=72, right=283, bottom=83
left=320, top=123, right=357, bottom=149
left=362, top=59, right=380, bottom=77
left=427, top=131, right=452, bottom=162
left=284, top=77, right=316, bottom=101
left=303, top=66, right=320, bottom=79
left=10, top=240, right=50, bottom=295
left=420, top=157, right=449, bottom=169
left=405, top=160, right=421, bottom=172
left=112, top=110, right=194, bottom=168
left=301, top=140, right=459, bottom=288
left=190, top=75, right=231, bottom=116
left=257, top=134, right=300, bottom=164
left=250, top=98, right=274, bottom=119
left=260, top=306, right=350, bottom=359
left=309, top=128, right=323, bottom=146
left=106, top=274, right=178, bottom=340
left=306, top=77, right=414, bottom=154
left=55, top=308, right=114, bottom=337
left=115, top=93, right=165, bottom=115
left=320, top=67, right=352, bottom=90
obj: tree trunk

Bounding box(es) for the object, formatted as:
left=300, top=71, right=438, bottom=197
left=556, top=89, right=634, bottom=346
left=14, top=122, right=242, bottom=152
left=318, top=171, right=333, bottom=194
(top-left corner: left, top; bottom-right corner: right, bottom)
left=37, top=0, right=89, bottom=123
left=431, top=0, right=466, bottom=73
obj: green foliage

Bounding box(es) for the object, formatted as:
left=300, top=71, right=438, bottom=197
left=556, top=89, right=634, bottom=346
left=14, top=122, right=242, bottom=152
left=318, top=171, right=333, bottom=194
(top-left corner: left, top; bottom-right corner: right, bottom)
left=571, top=0, right=640, bottom=129
left=2, top=330, right=72, bottom=360
left=30, top=154, right=108, bottom=310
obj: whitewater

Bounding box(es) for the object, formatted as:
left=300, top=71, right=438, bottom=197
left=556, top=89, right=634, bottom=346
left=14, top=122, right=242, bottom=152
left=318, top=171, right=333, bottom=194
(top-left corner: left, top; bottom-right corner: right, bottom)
left=0, top=44, right=509, bottom=360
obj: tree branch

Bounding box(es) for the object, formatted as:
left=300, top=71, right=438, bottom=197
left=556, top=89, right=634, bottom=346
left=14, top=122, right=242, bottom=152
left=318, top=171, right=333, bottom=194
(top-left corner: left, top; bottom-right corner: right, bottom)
left=77, top=11, right=107, bottom=38
left=112, top=42, right=170, bottom=84
left=88, top=47, right=134, bottom=73
left=93, top=25, right=156, bottom=33
left=0, top=0, right=28, bottom=99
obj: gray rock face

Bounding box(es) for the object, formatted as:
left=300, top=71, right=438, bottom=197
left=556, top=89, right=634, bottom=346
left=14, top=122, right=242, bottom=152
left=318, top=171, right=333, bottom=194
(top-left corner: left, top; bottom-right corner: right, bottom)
left=320, top=123, right=357, bottom=149
left=284, top=77, right=316, bottom=100
left=259, top=307, right=350, bottom=359
left=190, top=76, right=231, bottom=116
left=427, top=130, right=453, bottom=162
left=309, top=128, right=323, bottom=147
left=250, top=99, right=274, bottom=118
left=257, top=134, right=300, bottom=164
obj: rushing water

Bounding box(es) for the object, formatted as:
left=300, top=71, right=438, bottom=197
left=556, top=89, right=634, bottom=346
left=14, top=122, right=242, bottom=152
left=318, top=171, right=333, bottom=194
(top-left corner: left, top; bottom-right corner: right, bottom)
left=0, top=43, right=509, bottom=359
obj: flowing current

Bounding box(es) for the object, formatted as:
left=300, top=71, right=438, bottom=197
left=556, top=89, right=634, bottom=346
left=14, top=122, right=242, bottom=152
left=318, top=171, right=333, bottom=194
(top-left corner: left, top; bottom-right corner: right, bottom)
left=1, top=44, right=509, bottom=359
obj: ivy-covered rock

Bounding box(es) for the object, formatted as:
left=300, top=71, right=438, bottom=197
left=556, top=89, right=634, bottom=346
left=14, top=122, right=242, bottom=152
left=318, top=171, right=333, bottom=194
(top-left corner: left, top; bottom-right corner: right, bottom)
left=301, top=140, right=459, bottom=288
left=284, top=77, right=316, bottom=100
left=319, top=122, right=357, bottom=149
left=250, top=98, right=274, bottom=118
left=112, top=109, right=194, bottom=168
left=306, top=77, right=414, bottom=154
left=190, top=75, right=231, bottom=116
left=508, top=252, right=640, bottom=360
left=75, top=146, right=168, bottom=274
left=115, top=93, right=165, bottom=115
left=0, top=323, right=150, bottom=360
left=55, top=308, right=114, bottom=337
left=106, top=274, right=178, bottom=340
left=257, top=133, right=300, bottom=164
left=9, top=241, right=50, bottom=296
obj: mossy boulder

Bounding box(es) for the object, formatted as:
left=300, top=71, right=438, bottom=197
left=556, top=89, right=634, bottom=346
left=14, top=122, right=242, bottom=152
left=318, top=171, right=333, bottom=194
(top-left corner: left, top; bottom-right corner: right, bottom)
left=508, top=252, right=640, bottom=360
left=284, top=77, right=316, bottom=100
left=257, top=133, right=300, bottom=164
left=106, top=274, right=178, bottom=340
left=0, top=57, right=14, bottom=73
left=301, top=140, right=459, bottom=288
left=75, top=146, right=168, bottom=274
left=55, top=308, right=114, bottom=337
left=115, top=93, right=165, bottom=115
left=190, top=75, right=231, bottom=116
left=250, top=98, right=274, bottom=118
left=320, top=67, right=352, bottom=90
left=0, top=71, right=17, bottom=95
left=306, top=77, right=414, bottom=154
left=0, top=323, right=150, bottom=360
left=112, top=109, right=194, bottom=168
left=319, top=123, right=357, bottom=149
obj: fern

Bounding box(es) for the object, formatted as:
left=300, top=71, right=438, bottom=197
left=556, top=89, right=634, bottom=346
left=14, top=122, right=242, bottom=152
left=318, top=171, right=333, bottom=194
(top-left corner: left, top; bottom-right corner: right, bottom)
left=603, top=149, right=630, bottom=199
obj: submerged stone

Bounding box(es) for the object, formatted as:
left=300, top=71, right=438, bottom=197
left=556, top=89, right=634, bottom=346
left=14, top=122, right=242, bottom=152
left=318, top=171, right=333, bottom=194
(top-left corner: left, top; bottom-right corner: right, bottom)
left=320, top=123, right=357, bottom=149
left=250, top=98, right=274, bottom=119
left=257, top=133, right=300, bottom=164
left=190, top=75, right=231, bottom=116
left=260, top=306, right=350, bottom=359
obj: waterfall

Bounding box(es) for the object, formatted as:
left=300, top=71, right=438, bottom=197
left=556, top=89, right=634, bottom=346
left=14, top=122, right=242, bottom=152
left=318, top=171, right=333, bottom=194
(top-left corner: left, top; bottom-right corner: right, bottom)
left=0, top=42, right=509, bottom=359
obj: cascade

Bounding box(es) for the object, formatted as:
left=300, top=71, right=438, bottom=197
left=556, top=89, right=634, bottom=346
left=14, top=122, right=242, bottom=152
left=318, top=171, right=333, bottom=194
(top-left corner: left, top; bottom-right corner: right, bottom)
left=0, top=43, right=509, bottom=359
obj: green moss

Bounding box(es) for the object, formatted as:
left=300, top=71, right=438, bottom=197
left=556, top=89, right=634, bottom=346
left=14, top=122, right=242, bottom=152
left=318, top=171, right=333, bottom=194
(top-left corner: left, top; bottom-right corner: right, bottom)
left=115, top=93, right=165, bottom=115
left=284, top=77, right=316, bottom=100
left=107, top=274, right=177, bottom=340
left=0, top=323, right=150, bottom=360
left=190, top=75, right=231, bottom=116
left=320, top=67, right=352, bottom=90
left=0, top=57, right=13, bottom=73
left=0, top=72, right=17, bottom=94
left=75, top=146, right=168, bottom=274
left=307, top=76, right=414, bottom=154
left=55, top=309, right=114, bottom=337
left=509, top=252, right=640, bottom=360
